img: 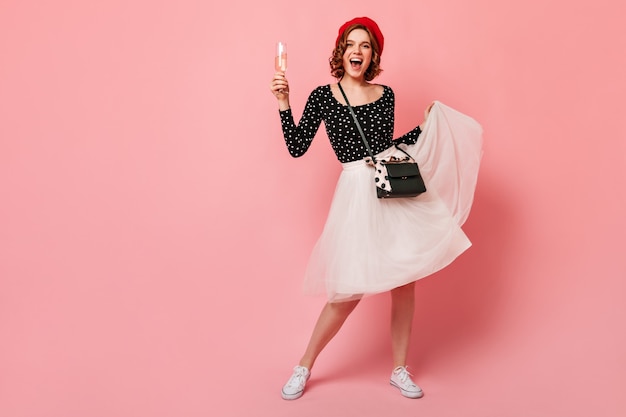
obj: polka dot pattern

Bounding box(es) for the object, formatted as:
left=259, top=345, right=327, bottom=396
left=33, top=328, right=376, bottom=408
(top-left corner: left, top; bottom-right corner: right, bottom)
left=279, top=85, right=421, bottom=163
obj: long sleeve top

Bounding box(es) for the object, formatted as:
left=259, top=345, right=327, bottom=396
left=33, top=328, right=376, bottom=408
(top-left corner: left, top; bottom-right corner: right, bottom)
left=279, top=84, right=421, bottom=163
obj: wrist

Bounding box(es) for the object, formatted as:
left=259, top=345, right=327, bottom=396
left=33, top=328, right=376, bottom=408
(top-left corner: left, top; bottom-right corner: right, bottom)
left=278, top=100, right=290, bottom=111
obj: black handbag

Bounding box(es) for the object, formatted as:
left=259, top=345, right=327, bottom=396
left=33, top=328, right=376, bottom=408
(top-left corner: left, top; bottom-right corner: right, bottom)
left=375, top=157, right=426, bottom=198
left=338, top=83, right=427, bottom=199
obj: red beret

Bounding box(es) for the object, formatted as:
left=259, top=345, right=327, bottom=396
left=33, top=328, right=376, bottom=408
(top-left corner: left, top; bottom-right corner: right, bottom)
left=336, top=17, right=384, bottom=56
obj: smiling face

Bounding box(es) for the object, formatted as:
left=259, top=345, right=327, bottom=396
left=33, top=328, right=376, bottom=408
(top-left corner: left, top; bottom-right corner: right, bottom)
left=342, top=28, right=373, bottom=81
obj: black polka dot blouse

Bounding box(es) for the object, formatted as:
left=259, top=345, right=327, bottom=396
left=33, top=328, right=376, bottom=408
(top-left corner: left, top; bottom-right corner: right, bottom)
left=279, top=84, right=421, bottom=163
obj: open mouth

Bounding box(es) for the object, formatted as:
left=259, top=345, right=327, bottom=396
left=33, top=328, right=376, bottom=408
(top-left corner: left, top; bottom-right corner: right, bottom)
left=350, top=58, right=363, bottom=70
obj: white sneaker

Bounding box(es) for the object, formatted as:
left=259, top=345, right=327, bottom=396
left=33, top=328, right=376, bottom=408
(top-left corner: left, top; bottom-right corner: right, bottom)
left=281, top=365, right=310, bottom=400
left=390, top=366, right=423, bottom=398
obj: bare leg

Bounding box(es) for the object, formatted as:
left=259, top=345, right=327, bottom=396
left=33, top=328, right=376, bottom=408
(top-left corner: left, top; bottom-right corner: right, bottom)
left=299, top=299, right=360, bottom=370
left=390, top=282, right=416, bottom=368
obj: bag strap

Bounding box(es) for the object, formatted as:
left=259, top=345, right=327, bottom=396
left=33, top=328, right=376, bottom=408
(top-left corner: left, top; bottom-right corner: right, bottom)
left=337, top=82, right=377, bottom=163
left=337, top=82, right=414, bottom=163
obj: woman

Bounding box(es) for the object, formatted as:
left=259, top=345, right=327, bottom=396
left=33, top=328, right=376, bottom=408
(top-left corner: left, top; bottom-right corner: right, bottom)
left=269, top=17, right=477, bottom=400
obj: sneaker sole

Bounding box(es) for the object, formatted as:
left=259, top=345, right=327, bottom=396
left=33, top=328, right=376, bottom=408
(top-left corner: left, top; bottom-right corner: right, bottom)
left=281, top=389, right=304, bottom=400
left=390, top=381, right=424, bottom=399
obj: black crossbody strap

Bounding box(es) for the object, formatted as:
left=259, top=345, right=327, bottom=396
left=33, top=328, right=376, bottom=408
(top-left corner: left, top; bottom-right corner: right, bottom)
left=337, top=82, right=377, bottom=163
left=337, top=82, right=414, bottom=163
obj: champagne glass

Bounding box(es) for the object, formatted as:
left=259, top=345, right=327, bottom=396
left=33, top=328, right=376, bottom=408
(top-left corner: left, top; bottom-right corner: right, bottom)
left=275, top=42, right=288, bottom=94
left=275, top=41, right=288, bottom=72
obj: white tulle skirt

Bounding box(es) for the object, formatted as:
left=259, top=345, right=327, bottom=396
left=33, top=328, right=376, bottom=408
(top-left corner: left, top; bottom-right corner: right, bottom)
left=302, top=101, right=483, bottom=302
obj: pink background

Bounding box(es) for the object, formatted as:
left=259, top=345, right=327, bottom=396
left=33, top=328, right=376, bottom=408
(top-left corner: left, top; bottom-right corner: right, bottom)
left=1, top=1, right=625, bottom=416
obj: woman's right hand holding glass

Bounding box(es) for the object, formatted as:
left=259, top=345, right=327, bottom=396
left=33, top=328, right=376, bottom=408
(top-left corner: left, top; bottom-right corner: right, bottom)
left=270, top=71, right=290, bottom=110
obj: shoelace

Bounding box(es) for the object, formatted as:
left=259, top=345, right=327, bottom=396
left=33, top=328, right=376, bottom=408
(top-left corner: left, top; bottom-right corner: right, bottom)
left=395, top=366, right=416, bottom=385
left=286, top=367, right=308, bottom=388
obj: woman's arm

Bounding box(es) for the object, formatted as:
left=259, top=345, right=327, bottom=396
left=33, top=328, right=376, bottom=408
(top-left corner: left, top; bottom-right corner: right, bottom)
left=270, top=74, right=324, bottom=158
left=279, top=89, right=324, bottom=158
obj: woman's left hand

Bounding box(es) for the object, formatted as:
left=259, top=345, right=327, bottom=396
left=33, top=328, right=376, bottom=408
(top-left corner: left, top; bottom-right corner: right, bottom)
left=420, top=102, right=434, bottom=130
